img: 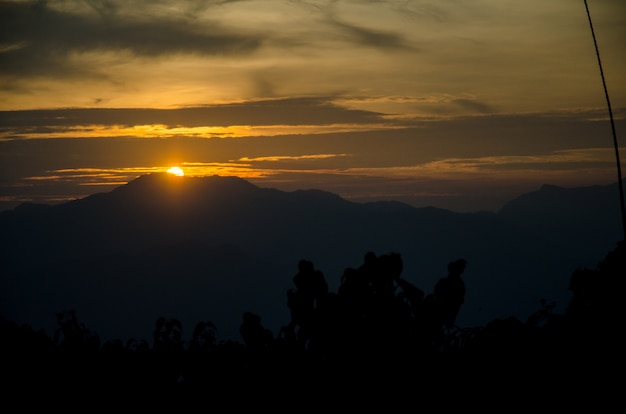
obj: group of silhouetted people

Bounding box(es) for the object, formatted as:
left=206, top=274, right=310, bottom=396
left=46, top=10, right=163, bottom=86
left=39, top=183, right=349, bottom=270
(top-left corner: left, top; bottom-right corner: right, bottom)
left=278, top=252, right=469, bottom=362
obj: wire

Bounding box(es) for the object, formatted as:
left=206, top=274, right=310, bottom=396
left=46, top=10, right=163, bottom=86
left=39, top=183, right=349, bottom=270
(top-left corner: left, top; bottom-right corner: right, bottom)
left=584, top=0, right=626, bottom=241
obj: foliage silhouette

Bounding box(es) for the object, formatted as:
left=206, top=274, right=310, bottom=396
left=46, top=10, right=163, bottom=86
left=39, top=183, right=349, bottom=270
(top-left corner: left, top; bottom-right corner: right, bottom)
left=1, top=240, right=623, bottom=399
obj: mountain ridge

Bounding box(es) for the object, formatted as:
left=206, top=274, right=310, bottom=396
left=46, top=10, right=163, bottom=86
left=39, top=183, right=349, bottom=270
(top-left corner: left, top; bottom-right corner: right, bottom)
left=1, top=174, right=623, bottom=342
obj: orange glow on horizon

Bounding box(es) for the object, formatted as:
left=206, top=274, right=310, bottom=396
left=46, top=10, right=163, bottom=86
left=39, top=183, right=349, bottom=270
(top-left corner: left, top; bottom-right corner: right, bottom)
left=167, top=166, right=185, bottom=176
left=0, top=123, right=400, bottom=141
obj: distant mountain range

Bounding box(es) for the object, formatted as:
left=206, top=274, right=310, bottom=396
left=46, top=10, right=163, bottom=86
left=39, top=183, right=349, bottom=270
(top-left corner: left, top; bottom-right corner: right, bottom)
left=1, top=173, right=623, bottom=343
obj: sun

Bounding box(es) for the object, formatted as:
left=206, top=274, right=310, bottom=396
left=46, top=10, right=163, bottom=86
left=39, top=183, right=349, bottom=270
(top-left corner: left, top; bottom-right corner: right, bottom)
left=167, top=166, right=185, bottom=176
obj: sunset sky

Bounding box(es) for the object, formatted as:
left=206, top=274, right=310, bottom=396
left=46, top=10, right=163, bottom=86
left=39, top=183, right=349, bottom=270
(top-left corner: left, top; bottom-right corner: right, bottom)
left=1, top=0, right=625, bottom=213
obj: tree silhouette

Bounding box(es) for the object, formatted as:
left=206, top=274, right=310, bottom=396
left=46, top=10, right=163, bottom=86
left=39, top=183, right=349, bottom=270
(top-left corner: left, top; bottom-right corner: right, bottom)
left=2, top=241, right=623, bottom=399
left=53, top=309, right=100, bottom=352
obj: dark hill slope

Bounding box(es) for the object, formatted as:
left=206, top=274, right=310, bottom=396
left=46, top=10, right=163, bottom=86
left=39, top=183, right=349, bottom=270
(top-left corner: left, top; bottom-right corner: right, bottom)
left=498, top=182, right=624, bottom=261
left=1, top=174, right=621, bottom=342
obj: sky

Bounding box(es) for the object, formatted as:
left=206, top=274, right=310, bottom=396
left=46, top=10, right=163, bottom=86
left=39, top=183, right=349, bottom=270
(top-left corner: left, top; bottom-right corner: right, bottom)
left=0, top=0, right=625, bottom=213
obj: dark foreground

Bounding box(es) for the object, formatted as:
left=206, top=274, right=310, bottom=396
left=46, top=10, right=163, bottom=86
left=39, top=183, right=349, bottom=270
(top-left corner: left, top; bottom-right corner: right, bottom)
left=2, top=241, right=623, bottom=407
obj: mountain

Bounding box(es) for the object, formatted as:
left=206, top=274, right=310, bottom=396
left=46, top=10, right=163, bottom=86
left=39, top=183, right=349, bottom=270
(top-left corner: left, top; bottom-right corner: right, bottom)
left=1, top=173, right=623, bottom=343
left=499, top=183, right=624, bottom=245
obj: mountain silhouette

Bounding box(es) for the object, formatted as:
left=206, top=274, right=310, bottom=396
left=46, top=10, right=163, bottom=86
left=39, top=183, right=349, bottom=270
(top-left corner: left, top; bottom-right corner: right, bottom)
left=498, top=183, right=623, bottom=245
left=1, top=173, right=622, bottom=343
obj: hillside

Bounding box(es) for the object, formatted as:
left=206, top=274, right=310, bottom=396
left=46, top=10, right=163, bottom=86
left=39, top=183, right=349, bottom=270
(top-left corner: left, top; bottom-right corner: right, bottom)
left=1, top=174, right=623, bottom=342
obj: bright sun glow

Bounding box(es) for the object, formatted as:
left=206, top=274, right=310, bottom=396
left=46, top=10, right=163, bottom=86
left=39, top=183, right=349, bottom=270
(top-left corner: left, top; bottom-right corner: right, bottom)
left=167, top=166, right=185, bottom=176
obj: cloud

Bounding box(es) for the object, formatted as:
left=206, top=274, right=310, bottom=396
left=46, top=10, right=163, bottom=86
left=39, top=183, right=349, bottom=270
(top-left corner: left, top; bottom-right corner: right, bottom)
left=2, top=0, right=624, bottom=113
left=388, top=148, right=620, bottom=176
left=1, top=107, right=623, bottom=213
left=238, top=154, right=349, bottom=162
left=451, top=98, right=494, bottom=114
left=0, top=97, right=388, bottom=139
left=327, top=16, right=414, bottom=52
left=0, top=0, right=262, bottom=78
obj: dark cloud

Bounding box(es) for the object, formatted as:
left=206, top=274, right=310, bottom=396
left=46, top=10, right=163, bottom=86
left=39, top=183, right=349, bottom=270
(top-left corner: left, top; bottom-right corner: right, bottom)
left=0, top=0, right=262, bottom=78
left=84, top=0, right=119, bottom=17
left=328, top=17, right=415, bottom=51
left=0, top=97, right=386, bottom=132
left=452, top=98, right=494, bottom=114
left=297, top=0, right=414, bottom=51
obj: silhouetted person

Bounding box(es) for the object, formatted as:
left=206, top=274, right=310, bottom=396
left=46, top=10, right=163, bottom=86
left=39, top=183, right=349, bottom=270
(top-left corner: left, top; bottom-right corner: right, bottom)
left=338, top=266, right=371, bottom=309
left=287, top=259, right=329, bottom=348
left=422, top=259, right=467, bottom=349
left=332, top=252, right=418, bottom=361
left=433, top=259, right=467, bottom=328
left=395, top=276, right=425, bottom=312
left=373, top=252, right=403, bottom=299
left=292, top=259, right=329, bottom=307
left=394, top=271, right=426, bottom=350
